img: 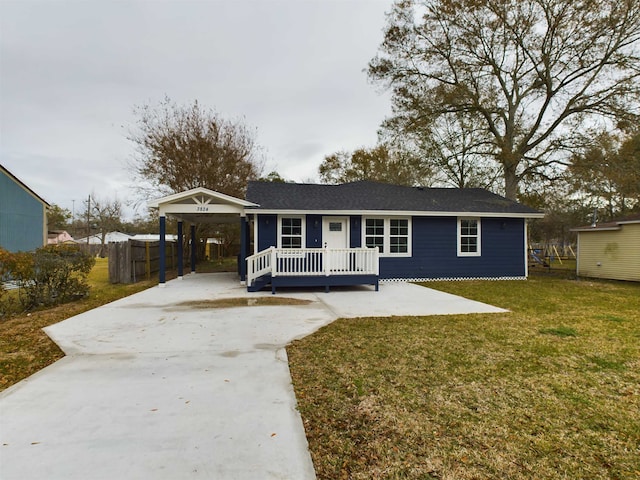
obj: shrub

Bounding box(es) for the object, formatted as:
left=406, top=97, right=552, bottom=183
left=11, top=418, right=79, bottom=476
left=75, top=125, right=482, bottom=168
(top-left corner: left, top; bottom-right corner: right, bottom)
left=0, top=247, right=13, bottom=310
left=2, top=245, right=95, bottom=311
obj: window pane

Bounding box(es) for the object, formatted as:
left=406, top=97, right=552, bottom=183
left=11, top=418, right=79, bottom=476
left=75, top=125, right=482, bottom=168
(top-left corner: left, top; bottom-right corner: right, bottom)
left=329, top=222, right=342, bottom=232
left=461, top=237, right=477, bottom=253
left=366, top=219, right=384, bottom=236
left=282, top=236, right=302, bottom=249
left=461, top=219, right=477, bottom=236
left=390, top=236, right=408, bottom=253
left=366, top=236, right=384, bottom=252
left=390, top=219, right=408, bottom=236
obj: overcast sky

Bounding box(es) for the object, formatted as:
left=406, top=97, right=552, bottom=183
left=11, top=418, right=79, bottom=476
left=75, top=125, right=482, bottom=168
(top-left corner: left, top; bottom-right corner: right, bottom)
left=1, top=0, right=393, bottom=219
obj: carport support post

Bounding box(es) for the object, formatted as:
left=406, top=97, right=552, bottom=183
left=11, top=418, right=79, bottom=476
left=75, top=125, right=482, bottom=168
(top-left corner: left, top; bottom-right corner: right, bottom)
left=239, top=215, right=247, bottom=283
left=177, top=221, right=184, bottom=279
left=158, top=215, right=166, bottom=286
left=190, top=224, right=196, bottom=274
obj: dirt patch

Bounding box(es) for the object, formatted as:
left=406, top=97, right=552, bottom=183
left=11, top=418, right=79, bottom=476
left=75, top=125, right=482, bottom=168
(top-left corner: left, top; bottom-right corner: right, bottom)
left=175, top=297, right=312, bottom=309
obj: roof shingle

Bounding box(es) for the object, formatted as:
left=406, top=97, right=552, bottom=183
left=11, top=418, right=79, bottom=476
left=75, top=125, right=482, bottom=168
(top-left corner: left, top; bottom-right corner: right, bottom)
left=246, top=181, right=541, bottom=215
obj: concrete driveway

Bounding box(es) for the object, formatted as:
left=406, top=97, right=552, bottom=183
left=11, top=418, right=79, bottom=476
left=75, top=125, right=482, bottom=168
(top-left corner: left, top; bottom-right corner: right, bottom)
left=0, top=273, right=505, bottom=480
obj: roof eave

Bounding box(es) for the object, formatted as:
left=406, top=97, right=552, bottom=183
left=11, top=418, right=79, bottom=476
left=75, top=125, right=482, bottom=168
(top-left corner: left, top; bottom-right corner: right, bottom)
left=245, top=208, right=544, bottom=219
left=571, top=226, right=622, bottom=232
left=1, top=164, right=50, bottom=207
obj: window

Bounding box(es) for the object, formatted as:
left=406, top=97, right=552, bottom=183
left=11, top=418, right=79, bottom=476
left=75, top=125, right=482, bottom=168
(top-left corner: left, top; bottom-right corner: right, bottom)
left=280, top=217, right=303, bottom=248
left=365, top=218, right=384, bottom=252
left=458, top=218, right=481, bottom=256
left=363, top=217, right=411, bottom=256
left=390, top=219, right=409, bottom=253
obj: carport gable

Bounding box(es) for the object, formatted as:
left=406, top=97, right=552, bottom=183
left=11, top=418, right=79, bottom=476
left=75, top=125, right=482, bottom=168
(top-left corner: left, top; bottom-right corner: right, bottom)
left=147, top=187, right=258, bottom=285
left=147, top=187, right=257, bottom=224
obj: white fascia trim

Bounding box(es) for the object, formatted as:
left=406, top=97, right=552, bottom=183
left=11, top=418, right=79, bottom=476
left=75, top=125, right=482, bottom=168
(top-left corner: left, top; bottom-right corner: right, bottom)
left=246, top=208, right=544, bottom=219
left=571, top=226, right=621, bottom=232
left=148, top=187, right=259, bottom=208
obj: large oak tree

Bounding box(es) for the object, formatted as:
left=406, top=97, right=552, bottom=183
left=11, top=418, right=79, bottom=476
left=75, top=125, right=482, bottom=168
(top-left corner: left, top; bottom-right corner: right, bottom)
left=369, top=0, right=640, bottom=200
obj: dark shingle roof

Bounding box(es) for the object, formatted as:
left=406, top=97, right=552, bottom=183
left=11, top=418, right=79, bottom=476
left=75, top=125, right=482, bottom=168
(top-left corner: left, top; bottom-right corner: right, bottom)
left=246, top=181, right=541, bottom=215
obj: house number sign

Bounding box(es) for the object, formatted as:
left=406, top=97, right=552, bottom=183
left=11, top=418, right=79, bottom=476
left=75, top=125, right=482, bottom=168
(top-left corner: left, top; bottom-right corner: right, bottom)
left=196, top=206, right=209, bottom=212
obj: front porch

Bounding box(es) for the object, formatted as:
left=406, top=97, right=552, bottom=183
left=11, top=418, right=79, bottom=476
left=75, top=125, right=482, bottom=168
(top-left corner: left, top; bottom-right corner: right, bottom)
left=246, top=247, right=379, bottom=293
left=147, top=187, right=381, bottom=293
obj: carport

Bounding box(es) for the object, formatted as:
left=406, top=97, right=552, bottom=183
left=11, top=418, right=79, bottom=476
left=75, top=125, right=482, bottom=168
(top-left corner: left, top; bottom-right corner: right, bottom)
left=147, top=187, right=257, bottom=286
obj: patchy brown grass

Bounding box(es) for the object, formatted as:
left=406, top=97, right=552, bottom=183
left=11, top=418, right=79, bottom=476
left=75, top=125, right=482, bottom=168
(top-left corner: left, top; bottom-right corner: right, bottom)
left=288, top=276, right=640, bottom=480
left=0, top=258, right=169, bottom=391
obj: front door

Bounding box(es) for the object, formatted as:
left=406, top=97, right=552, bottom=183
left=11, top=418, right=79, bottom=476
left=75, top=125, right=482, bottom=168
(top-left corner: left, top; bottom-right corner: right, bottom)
left=323, top=217, right=349, bottom=250
left=323, top=217, right=349, bottom=272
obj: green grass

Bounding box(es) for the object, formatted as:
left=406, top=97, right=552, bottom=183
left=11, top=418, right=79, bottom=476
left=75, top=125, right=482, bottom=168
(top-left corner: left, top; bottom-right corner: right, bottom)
left=539, top=325, right=578, bottom=337
left=288, top=276, right=640, bottom=480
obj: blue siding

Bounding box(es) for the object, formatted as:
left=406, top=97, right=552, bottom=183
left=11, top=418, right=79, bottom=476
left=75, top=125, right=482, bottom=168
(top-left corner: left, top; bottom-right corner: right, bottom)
left=0, top=170, right=46, bottom=252
left=379, top=217, right=525, bottom=279
left=350, top=216, right=362, bottom=248
left=254, top=213, right=526, bottom=279
left=256, top=214, right=277, bottom=251
left=306, top=215, right=322, bottom=248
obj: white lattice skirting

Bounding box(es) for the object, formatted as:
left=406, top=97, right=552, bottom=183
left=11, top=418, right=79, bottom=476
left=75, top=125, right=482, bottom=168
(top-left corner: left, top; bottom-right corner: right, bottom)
left=380, top=276, right=527, bottom=283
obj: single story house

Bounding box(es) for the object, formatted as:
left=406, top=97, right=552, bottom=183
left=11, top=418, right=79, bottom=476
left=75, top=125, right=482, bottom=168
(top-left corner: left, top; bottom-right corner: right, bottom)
left=47, top=230, right=76, bottom=245
left=571, top=214, right=640, bottom=282
left=75, top=231, right=133, bottom=244
left=149, top=181, right=543, bottom=292
left=0, top=164, right=49, bottom=252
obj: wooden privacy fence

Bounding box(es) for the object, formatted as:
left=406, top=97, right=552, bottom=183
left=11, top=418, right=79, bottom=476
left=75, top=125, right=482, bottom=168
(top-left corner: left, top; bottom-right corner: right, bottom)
left=108, top=240, right=177, bottom=284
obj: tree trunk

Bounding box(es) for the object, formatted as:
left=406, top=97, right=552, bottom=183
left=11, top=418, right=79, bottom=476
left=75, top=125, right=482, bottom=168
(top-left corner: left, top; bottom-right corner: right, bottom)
left=502, top=159, right=519, bottom=201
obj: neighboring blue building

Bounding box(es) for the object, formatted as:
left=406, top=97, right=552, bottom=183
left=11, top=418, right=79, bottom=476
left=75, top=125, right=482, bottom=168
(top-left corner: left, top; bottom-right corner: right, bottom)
left=0, top=164, right=49, bottom=252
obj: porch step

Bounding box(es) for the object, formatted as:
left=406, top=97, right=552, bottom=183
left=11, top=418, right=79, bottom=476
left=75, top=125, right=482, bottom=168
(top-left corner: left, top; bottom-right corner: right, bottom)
left=247, top=274, right=272, bottom=292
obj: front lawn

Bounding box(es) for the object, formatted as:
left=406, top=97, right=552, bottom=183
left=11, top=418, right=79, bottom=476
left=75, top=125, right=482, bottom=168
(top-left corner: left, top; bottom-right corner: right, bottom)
left=287, top=276, right=640, bottom=479
left=0, top=258, right=162, bottom=391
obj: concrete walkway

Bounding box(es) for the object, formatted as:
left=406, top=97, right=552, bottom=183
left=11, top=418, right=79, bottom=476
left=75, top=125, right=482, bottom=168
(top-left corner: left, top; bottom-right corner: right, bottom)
left=0, top=273, right=506, bottom=480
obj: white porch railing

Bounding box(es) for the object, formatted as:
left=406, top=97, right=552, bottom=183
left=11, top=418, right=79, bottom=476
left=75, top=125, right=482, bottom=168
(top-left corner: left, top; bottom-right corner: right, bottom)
left=246, top=247, right=379, bottom=286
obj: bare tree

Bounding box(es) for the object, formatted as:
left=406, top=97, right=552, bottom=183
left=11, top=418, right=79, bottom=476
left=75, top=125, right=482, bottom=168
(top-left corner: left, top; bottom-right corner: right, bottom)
left=128, top=96, right=263, bottom=199
left=382, top=111, right=500, bottom=189
left=369, top=0, right=640, bottom=200
left=84, top=195, right=123, bottom=257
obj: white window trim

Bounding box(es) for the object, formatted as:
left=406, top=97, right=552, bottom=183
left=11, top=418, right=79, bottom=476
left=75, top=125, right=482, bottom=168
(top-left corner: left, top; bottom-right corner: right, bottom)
left=457, top=217, right=481, bottom=257
left=362, top=216, right=412, bottom=257
left=277, top=215, right=305, bottom=249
